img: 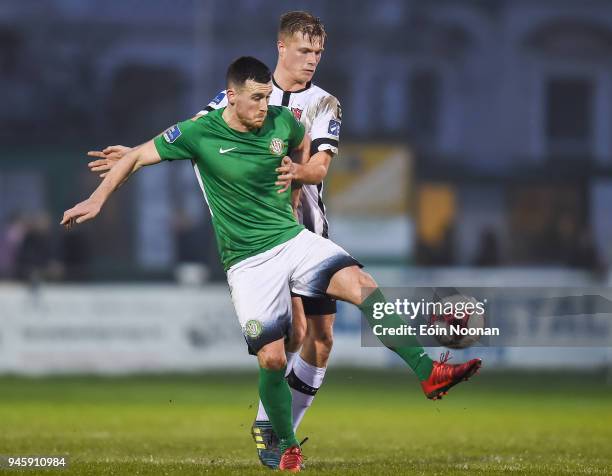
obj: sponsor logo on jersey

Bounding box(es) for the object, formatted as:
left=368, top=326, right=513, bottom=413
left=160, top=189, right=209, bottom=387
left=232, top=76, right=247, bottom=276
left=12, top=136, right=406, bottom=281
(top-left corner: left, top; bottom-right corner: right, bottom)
left=219, top=146, right=237, bottom=154
left=163, top=125, right=181, bottom=143
left=291, top=107, right=303, bottom=120
left=269, top=138, right=285, bottom=156
left=328, top=119, right=341, bottom=137
left=244, top=319, right=263, bottom=338
left=211, top=91, right=226, bottom=105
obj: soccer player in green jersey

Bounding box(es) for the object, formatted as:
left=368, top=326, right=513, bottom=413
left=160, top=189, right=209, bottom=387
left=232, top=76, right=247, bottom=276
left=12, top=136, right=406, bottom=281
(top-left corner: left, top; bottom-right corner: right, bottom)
left=62, top=57, right=481, bottom=472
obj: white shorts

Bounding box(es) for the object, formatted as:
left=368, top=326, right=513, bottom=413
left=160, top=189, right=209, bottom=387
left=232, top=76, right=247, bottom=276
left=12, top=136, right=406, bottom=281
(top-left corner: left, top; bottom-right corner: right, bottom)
left=227, top=230, right=361, bottom=354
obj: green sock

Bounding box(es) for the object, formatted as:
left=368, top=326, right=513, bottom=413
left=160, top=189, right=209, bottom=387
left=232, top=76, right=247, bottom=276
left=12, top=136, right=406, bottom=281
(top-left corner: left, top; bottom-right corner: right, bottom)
left=358, top=288, right=434, bottom=381
left=258, top=366, right=299, bottom=451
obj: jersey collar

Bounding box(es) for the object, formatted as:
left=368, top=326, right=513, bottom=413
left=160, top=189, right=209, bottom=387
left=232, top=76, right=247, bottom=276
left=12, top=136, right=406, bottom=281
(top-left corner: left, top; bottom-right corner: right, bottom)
left=272, top=76, right=312, bottom=94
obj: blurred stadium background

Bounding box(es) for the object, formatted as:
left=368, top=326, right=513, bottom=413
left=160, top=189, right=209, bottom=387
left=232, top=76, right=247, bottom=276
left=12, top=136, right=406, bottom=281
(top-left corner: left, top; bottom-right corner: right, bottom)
left=0, top=1, right=611, bottom=474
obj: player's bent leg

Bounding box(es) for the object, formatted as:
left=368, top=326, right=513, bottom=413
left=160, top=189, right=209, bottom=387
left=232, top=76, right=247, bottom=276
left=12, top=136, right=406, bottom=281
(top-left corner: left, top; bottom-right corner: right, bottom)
left=289, top=230, right=482, bottom=399
left=326, top=266, right=482, bottom=398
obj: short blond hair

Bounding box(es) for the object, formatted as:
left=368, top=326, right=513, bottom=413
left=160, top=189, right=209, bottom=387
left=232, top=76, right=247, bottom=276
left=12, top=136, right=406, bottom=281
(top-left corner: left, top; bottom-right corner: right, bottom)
left=278, top=11, right=326, bottom=43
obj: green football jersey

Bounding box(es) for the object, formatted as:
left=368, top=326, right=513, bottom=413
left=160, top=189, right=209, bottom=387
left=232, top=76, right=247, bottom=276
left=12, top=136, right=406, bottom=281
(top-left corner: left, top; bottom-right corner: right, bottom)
left=153, top=106, right=306, bottom=271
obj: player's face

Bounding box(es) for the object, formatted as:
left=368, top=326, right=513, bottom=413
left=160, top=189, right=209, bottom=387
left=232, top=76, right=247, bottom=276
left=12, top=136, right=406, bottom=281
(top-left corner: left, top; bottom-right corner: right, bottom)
left=278, top=33, right=324, bottom=84
left=233, top=80, right=273, bottom=130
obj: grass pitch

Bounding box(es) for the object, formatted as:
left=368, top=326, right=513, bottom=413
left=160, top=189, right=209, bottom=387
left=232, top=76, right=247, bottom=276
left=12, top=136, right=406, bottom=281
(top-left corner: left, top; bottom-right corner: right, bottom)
left=0, top=369, right=611, bottom=475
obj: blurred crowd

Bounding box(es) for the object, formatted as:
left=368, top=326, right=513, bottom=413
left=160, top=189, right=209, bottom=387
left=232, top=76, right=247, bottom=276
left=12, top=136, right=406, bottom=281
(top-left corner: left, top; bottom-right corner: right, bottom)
left=0, top=211, right=89, bottom=282
left=1, top=208, right=606, bottom=285
left=0, top=209, right=224, bottom=284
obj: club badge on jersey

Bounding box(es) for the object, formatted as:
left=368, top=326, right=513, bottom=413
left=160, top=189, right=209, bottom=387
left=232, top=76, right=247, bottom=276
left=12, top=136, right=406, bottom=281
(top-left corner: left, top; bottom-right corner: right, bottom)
left=269, top=138, right=285, bottom=156
left=291, top=107, right=303, bottom=120
left=163, top=125, right=182, bottom=143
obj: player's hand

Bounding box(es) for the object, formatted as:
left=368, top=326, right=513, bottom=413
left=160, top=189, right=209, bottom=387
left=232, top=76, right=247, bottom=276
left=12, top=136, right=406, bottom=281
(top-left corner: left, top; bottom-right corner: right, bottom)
left=87, top=145, right=132, bottom=177
left=60, top=198, right=103, bottom=229
left=275, top=156, right=301, bottom=193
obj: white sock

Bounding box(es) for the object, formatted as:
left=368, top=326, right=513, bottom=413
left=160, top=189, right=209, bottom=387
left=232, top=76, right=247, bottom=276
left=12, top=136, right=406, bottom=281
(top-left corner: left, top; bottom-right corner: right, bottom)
left=288, top=355, right=326, bottom=432
left=255, top=351, right=298, bottom=422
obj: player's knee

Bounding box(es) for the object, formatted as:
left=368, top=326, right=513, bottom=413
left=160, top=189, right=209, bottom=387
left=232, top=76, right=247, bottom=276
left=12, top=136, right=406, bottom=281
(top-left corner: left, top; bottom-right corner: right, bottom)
left=355, top=271, right=377, bottom=304
left=358, top=270, right=377, bottom=290
left=258, top=352, right=287, bottom=371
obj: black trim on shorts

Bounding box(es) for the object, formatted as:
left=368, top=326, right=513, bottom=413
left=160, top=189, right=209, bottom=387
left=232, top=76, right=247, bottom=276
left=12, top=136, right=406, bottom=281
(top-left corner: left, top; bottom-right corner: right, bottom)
left=292, top=294, right=337, bottom=315
left=244, top=317, right=292, bottom=356
left=302, top=255, right=363, bottom=301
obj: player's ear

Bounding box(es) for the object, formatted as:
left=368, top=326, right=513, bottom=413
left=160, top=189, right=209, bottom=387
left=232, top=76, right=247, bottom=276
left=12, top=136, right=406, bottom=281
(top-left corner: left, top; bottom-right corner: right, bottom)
left=277, top=39, right=285, bottom=58
left=226, top=87, right=236, bottom=105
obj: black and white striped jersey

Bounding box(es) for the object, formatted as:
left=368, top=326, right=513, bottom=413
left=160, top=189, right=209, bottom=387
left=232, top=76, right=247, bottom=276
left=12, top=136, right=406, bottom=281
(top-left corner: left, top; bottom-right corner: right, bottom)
left=196, top=78, right=341, bottom=238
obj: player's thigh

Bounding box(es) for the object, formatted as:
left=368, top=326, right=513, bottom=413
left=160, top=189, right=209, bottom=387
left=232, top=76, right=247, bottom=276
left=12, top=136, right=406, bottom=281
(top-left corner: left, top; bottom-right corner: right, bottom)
left=326, top=265, right=377, bottom=305
left=227, top=258, right=292, bottom=354
left=290, top=231, right=361, bottom=300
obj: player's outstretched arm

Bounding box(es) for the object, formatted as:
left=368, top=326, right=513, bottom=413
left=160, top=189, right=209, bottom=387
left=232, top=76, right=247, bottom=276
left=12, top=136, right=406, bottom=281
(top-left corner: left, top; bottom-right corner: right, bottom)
left=87, top=145, right=133, bottom=177
left=86, top=114, right=202, bottom=177
left=61, top=140, right=161, bottom=229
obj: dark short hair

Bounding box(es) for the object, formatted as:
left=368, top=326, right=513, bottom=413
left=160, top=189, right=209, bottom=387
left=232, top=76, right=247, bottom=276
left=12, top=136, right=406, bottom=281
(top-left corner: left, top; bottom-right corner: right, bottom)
left=279, top=11, right=326, bottom=43
left=226, top=56, right=272, bottom=89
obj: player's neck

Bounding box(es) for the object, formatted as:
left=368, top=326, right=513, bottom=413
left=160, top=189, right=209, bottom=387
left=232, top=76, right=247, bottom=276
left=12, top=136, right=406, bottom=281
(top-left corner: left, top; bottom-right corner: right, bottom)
left=221, top=107, right=252, bottom=133
left=273, top=67, right=309, bottom=92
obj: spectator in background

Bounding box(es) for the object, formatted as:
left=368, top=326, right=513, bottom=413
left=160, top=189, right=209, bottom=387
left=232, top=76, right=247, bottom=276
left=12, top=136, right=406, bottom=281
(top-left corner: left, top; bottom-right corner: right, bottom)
left=0, top=212, right=27, bottom=278
left=15, top=211, right=61, bottom=283
left=568, top=228, right=602, bottom=273
left=60, top=226, right=92, bottom=281
left=473, top=227, right=500, bottom=267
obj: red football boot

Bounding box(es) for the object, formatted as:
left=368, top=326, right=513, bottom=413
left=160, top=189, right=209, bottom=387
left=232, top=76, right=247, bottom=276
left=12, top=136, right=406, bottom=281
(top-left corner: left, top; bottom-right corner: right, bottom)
left=279, top=445, right=303, bottom=473
left=421, top=351, right=482, bottom=400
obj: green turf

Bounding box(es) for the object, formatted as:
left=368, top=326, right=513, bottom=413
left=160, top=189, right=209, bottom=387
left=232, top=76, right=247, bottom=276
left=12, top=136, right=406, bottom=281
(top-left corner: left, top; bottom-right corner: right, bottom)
left=0, top=369, right=611, bottom=475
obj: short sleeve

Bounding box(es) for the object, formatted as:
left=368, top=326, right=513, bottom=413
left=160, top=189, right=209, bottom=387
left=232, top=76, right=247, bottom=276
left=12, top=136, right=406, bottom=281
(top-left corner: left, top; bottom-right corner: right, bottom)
left=195, top=89, right=228, bottom=116
left=154, top=119, right=200, bottom=161
left=310, top=95, right=341, bottom=155
left=284, top=108, right=306, bottom=150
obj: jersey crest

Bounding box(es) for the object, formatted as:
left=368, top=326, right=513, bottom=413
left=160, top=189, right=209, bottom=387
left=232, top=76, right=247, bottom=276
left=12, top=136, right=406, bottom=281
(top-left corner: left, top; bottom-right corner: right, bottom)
left=291, top=107, right=303, bottom=120
left=269, top=138, right=284, bottom=156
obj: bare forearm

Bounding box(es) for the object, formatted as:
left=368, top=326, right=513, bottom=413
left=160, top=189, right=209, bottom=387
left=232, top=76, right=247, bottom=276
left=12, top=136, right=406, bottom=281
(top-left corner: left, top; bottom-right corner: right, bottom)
left=295, top=164, right=328, bottom=184
left=89, top=151, right=140, bottom=204
left=295, top=151, right=332, bottom=185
